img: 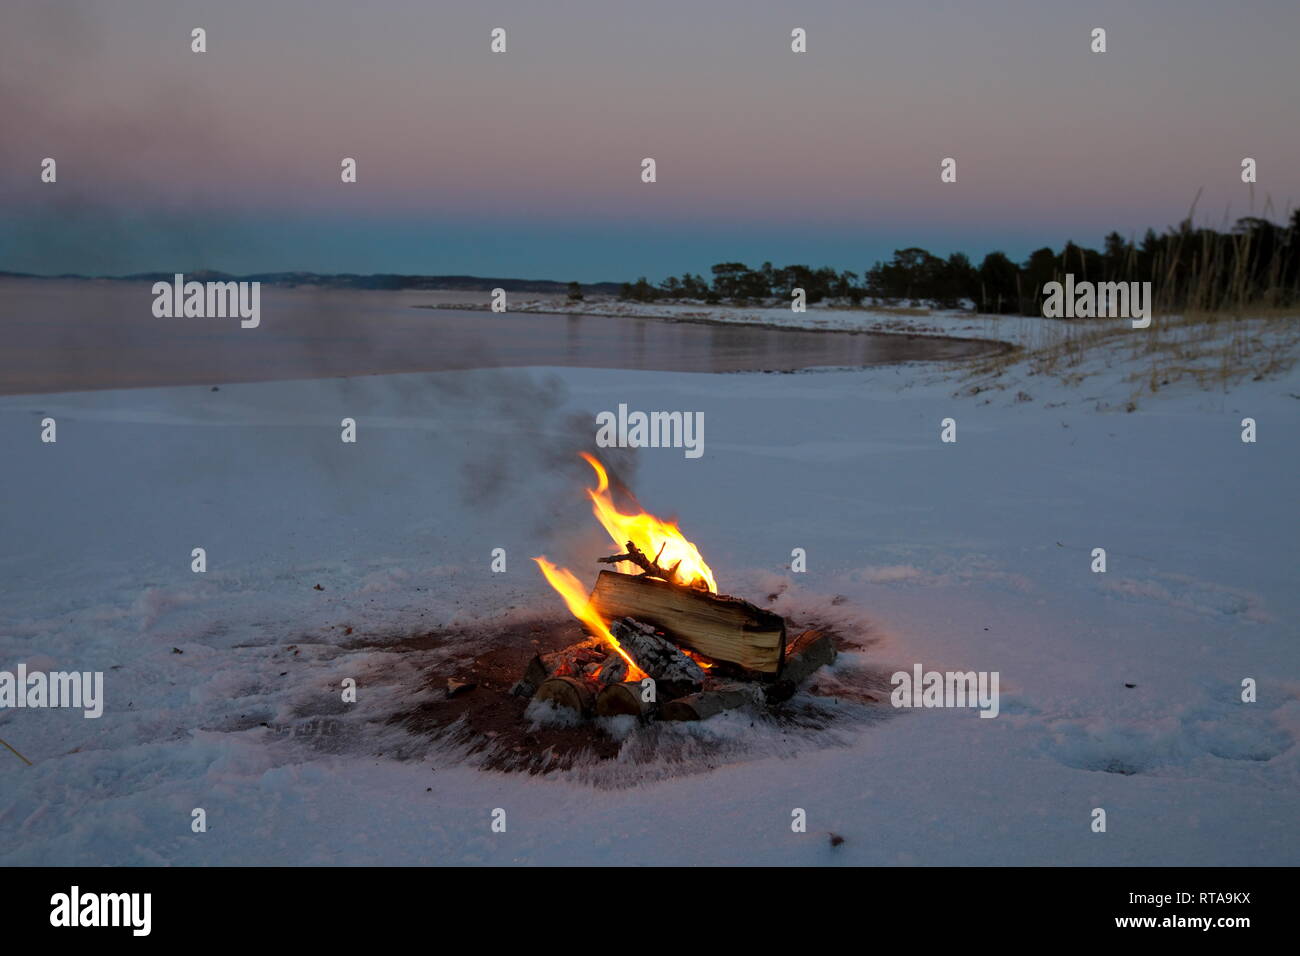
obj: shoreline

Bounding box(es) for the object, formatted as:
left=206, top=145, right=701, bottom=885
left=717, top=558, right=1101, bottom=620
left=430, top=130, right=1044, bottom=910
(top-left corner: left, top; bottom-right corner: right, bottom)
left=411, top=300, right=1020, bottom=355
left=407, top=291, right=1060, bottom=346
left=413, top=300, right=931, bottom=334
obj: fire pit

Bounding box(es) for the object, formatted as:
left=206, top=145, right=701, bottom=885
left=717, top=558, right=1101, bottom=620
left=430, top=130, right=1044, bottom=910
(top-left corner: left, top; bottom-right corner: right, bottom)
left=522, top=455, right=837, bottom=723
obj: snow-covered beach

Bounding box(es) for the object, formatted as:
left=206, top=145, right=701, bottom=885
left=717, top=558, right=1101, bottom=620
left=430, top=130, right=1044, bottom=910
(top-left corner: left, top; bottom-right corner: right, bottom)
left=2, top=299, right=1295, bottom=866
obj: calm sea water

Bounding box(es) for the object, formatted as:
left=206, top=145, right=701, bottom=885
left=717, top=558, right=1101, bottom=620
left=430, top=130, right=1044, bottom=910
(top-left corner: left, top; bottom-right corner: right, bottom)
left=0, top=280, right=999, bottom=394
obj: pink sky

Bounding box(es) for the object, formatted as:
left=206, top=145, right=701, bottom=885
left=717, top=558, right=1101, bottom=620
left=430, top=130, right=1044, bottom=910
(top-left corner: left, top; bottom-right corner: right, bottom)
left=3, top=0, right=1297, bottom=276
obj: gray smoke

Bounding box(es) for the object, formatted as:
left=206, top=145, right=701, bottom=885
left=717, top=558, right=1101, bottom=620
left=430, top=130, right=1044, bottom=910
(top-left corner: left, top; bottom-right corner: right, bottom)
left=0, top=0, right=268, bottom=274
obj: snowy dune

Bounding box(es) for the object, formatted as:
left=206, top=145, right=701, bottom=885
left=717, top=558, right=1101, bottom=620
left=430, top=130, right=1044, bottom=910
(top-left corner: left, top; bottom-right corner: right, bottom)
left=0, top=330, right=1296, bottom=865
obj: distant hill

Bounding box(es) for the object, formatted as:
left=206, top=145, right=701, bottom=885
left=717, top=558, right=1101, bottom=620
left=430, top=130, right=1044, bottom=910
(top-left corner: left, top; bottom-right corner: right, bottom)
left=0, top=270, right=624, bottom=295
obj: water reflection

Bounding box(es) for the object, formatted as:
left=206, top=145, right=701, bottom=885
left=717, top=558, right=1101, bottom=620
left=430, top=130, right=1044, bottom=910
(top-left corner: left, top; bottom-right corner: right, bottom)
left=0, top=281, right=1002, bottom=394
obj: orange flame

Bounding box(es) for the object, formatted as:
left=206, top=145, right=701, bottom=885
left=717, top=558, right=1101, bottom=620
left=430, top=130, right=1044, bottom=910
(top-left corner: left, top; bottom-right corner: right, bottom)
left=681, top=648, right=714, bottom=671
left=579, top=453, right=718, bottom=592
left=532, top=556, right=647, bottom=681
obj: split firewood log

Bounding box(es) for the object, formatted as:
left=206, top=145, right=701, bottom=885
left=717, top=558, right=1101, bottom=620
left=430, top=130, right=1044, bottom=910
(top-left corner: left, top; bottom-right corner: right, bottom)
left=510, top=654, right=549, bottom=698
left=590, top=570, right=786, bottom=674
left=763, top=629, right=836, bottom=704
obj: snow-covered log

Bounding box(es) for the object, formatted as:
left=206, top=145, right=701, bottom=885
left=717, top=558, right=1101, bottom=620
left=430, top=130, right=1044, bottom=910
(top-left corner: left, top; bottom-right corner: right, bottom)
left=661, top=682, right=763, bottom=721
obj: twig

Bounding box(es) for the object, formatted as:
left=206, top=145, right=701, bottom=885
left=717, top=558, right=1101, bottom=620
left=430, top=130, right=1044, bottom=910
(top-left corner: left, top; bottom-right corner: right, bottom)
left=1, top=736, right=32, bottom=766
left=598, top=540, right=687, bottom=585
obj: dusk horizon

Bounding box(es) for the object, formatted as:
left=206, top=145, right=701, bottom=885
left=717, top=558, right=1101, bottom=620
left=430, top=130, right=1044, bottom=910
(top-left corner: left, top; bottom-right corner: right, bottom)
left=7, top=210, right=1290, bottom=286
left=4, top=0, right=1298, bottom=280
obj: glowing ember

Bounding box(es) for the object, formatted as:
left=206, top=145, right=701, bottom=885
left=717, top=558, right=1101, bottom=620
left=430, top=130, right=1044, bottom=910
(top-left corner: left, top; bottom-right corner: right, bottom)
left=579, top=452, right=718, bottom=592
left=681, top=648, right=714, bottom=671
left=532, top=556, right=647, bottom=680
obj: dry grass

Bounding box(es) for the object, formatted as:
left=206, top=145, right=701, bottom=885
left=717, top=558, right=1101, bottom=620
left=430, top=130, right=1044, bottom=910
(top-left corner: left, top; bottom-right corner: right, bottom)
left=963, top=310, right=1298, bottom=409
left=1129, top=310, right=1298, bottom=395
left=963, top=198, right=1299, bottom=405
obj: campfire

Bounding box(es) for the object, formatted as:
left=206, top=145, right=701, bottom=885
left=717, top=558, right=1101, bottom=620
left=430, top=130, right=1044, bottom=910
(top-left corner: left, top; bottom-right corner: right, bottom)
left=521, top=454, right=835, bottom=722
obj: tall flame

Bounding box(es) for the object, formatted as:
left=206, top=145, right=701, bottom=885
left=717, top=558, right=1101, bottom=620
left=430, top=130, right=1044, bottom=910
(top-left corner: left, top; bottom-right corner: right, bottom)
left=580, top=452, right=718, bottom=593
left=532, top=556, right=647, bottom=680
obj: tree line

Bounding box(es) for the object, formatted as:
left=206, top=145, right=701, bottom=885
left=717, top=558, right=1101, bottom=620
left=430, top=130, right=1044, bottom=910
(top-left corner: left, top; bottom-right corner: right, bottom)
left=616, top=211, right=1300, bottom=314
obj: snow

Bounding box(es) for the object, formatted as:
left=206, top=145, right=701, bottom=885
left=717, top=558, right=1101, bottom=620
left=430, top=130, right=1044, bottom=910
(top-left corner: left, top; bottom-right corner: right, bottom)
left=1, top=316, right=1297, bottom=866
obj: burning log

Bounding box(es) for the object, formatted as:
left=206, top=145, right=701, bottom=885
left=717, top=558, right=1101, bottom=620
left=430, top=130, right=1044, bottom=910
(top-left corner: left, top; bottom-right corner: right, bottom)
left=595, top=680, right=656, bottom=718
left=541, top=638, right=606, bottom=679
left=515, top=624, right=839, bottom=726
left=597, top=656, right=628, bottom=683
left=608, top=617, right=704, bottom=700
left=661, top=682, right=762, bottom=722
left=590, top=571, right=786, bottom=675
left=534, top=676, right=596, bottom=715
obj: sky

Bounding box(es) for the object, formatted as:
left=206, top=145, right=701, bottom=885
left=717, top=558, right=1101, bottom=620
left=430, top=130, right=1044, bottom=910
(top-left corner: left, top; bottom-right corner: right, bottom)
left=2, top=0, right=1298, bottom=281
